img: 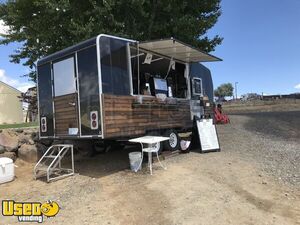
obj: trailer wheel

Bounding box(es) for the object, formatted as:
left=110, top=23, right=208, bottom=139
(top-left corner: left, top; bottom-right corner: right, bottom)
left=163, top=130, right=180, bottom=151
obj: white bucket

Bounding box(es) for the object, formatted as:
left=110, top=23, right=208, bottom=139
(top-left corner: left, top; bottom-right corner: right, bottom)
left=0, top=157, right=15, bottom=184
left=180, top=140, right=191, bottom=151
left=129, top=152, right=142, bottom=172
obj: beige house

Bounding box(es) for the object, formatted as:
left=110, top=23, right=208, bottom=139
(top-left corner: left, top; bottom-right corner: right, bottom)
left=0, top=81, right=23, bottom=124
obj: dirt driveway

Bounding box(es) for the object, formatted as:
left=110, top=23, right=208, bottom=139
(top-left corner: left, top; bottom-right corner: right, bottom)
left=1, top=112, right=300, bottom=225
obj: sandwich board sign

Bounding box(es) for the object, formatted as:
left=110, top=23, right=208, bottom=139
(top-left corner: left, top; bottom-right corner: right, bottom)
left=196, top=118, right=220, bottom=153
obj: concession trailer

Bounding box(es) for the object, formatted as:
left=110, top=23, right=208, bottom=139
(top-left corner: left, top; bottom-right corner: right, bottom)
left=37, top=34, right=220, bottom=151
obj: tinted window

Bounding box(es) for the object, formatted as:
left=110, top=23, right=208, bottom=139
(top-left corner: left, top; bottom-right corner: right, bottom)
left=53, top=57, right=76, bottom=96
left=77, top=46, right=101, bottom=135
left=193, top=78, right=202, bottom=95
left=37, top=63, right=54, bottom=136
left=100, top=36, right=130, bottom=95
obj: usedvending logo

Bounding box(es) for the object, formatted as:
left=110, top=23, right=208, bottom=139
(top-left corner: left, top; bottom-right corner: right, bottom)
left=2, top=200, right=60, bottom=223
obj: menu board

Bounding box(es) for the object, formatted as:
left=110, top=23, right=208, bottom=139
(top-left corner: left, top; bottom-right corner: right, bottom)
left=196, top=119, right=220, bottom=152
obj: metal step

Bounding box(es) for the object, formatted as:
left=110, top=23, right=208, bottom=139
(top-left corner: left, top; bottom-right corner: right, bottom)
left=35, top=165, right=48, bottom=171
left=33, top=144, right=74, bottom=182
left=43, top=155, right=57, bottom=159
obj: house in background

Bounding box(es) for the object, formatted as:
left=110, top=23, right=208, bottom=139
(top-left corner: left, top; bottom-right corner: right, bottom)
left=22, top=86, right=37, bottom=122
left=0, top=81, right=23, bottom=124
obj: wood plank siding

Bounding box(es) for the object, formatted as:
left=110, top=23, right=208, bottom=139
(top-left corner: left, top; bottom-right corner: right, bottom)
left=102, top=94, right=192, bottom=138
left=54, top=93, right=78, bottom=136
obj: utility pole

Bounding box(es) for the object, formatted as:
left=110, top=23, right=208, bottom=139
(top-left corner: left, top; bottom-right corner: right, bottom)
left=235, top=82, right=238, bottom=100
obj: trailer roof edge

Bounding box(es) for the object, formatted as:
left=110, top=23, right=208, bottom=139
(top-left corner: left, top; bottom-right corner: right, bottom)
left=37, top=34, right=137, bottom=66
left=37, top=36, right=97, bottom=66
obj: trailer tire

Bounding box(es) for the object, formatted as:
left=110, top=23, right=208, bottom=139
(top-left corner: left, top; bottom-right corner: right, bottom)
left=163, top=129, right=180, bottom=151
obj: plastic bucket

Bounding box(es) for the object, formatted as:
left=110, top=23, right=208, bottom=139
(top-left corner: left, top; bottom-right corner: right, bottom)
left=129, top=152, right=142, bottom=172
left=180, top=140, right=191, bottom=152
left=0, top=157, right=15, bottom=184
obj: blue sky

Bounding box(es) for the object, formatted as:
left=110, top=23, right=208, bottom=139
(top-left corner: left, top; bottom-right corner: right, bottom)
left=0, top=40, right=33, bottom=92
left=204, top=0, right=300, bottom=96
left=0, top=0, right=300, bottom=95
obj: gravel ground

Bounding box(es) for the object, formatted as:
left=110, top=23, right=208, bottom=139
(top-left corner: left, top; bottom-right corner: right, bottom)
left=1, top=111, right=299, bottom=225
left=218, top=111, right=300, bottom=187
left=243, top=111, right=300, bottom=141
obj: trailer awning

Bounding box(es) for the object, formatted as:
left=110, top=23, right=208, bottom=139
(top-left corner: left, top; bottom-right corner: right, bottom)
left=139, top=38, right=221, bottom=63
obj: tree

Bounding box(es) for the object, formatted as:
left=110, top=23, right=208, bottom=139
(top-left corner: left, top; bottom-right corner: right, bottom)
left=0, top=0, right=222, bottom=82
left=214, top=83, right=233, bottom=99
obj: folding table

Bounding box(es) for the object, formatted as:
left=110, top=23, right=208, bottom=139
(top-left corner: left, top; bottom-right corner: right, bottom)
left=129, top=136, right=169, bottom=175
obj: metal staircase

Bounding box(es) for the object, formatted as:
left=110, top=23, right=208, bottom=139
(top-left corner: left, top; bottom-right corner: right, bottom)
left=34, top=144, right=74, bottom=182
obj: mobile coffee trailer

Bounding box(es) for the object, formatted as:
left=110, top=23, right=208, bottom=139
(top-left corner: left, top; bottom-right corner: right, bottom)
left=37, top=34, right=220, bottom=151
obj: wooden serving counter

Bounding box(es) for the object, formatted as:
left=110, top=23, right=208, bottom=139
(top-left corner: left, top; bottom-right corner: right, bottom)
left=102, top=94, right=192, bottom=138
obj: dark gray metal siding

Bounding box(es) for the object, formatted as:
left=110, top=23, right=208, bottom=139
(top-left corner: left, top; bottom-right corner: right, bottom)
left=190, top=63, right=214, bottom=102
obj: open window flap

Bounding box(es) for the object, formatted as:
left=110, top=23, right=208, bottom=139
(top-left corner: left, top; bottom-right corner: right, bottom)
left=138, top=38, right=222, bottom=63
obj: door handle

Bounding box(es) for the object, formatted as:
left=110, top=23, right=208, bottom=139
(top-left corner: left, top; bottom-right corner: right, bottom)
left=68, top=102, right=76, bottom=106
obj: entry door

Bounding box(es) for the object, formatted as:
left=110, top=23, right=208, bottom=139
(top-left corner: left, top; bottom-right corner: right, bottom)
left=53, top=56, right=79, bottom=136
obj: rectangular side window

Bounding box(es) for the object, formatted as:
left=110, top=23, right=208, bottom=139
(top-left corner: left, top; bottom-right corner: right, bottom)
left=192, top=78, right=203, bottom=96
left=100, top=36, right=131, bottom=95
left=53, top=57, right=76, bottom=96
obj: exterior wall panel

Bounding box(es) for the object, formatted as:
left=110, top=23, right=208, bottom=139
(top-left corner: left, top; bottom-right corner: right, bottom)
left=77, top=46, right=101, bottom=135
left=102, top=94, right=192, bottom=138
left=37, top=63, right=54, bottom=136
left=0, top=82, right=23, bottom=124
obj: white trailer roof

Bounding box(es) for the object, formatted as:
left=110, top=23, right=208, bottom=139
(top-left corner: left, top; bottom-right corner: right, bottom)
left=139, top=38, right=221, bottom=63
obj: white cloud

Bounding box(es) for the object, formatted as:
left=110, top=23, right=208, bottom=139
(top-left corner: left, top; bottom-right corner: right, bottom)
left=0, top=19, right=9, bottom=36
left=294, top=83, right=300, bottom=89
left=0, top=69, right=34, bottom=92
left=17, top=84, right=35, bottom=93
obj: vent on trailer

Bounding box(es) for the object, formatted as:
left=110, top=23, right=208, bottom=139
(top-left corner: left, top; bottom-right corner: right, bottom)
left=90, top=111, right=98, bottom=130
left=41, top=117, right=47, bottom=132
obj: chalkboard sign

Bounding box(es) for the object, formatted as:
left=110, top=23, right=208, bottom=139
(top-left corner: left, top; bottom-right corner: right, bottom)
left=196, top=118, right=220, bottom=153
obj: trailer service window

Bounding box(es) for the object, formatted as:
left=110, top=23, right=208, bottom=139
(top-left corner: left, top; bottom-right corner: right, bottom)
left=130, top=47, right=187, bottom=98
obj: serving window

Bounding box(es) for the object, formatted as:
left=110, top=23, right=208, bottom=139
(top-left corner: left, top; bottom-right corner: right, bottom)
left=130, top=46, right=187, bottom=99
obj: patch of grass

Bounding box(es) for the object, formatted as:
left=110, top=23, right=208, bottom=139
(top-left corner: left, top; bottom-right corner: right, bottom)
left=0, top=122, right=38, bottom=129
